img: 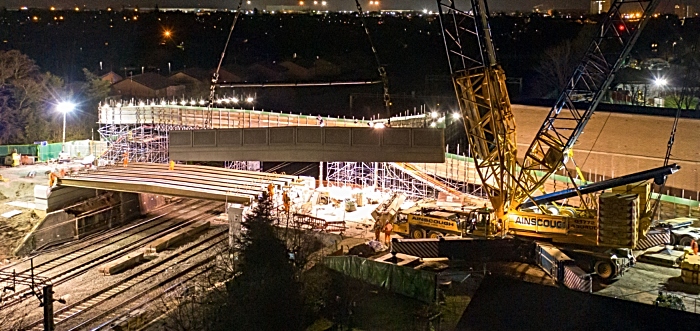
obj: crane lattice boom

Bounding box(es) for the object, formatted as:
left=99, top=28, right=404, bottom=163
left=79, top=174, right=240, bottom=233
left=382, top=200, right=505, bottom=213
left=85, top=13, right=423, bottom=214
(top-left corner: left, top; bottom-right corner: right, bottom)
left=437, top=0, right=517, bottom=218
left=515, top=0, right=661, bottom=208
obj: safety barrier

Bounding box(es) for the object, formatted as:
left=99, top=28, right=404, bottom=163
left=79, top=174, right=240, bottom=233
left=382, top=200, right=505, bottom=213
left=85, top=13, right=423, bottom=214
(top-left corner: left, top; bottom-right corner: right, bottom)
left=323, top=255, right=437, bottom=303
left=0, top=144, right=37, bottom=156
left=1, top=140, right=109, bottom=161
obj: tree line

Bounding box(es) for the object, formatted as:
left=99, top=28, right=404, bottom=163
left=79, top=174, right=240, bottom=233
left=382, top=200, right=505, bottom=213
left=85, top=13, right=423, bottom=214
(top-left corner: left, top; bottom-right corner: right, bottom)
left=0, top=50, right=109, bottom=145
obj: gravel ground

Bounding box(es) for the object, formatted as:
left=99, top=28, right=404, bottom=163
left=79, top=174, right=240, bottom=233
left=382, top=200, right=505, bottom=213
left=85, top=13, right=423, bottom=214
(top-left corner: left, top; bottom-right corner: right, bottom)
left=0, top=164, right=53, bottom=260
left=595, top=261, right=700, bottom=312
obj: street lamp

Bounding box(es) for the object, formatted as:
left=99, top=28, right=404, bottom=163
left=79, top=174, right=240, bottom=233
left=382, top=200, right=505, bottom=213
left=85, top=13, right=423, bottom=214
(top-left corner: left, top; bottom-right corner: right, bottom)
left=654, top=77, right=667, bottom=87
left=56, top=102, right=75, bottom=153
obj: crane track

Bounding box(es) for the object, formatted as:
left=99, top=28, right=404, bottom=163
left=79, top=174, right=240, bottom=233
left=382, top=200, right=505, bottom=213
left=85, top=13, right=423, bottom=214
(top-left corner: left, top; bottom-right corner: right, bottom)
left=0, top=201, right=223, bottom=310
left=25, top=229, right=226, bottom=330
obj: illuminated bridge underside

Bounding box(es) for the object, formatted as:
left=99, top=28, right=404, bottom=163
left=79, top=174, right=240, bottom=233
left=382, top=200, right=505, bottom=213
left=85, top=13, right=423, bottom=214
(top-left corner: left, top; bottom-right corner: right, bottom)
left=59, top=163, right=299, bottom=205
left=168, top=127, right=446, bottom=163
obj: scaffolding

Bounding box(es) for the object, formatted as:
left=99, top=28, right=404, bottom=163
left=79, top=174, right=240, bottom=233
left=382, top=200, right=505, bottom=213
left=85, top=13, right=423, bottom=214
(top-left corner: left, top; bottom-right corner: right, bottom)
left=97, top=99, right=479, bottom=200
left=97, top=99, right=373, bottom=164
left=324, top=158, right=486, bottom=201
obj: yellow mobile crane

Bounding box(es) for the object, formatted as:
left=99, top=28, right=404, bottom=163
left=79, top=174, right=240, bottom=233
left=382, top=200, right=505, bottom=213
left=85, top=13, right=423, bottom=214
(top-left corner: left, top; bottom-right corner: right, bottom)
left=428, top=0, right=678, bottom=279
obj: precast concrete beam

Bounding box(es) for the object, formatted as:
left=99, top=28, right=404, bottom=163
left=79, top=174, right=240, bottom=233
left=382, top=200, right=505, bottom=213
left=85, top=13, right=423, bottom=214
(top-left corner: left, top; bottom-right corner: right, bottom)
left=58, top=163, right=305, bottom=205
left=168, top=127, right=445, bottom=163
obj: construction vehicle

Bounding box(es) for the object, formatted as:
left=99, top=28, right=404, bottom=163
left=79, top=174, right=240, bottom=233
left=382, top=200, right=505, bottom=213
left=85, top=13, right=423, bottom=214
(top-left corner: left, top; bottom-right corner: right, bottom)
left=393, top=205, right=489, bottom=239
left=658, top=217, right=700, bottom=246
left=3, top=149, right=21, bottom=167
left=371, top=193, right=406, bottom=229
left=403, top=0, right=670, bottom=280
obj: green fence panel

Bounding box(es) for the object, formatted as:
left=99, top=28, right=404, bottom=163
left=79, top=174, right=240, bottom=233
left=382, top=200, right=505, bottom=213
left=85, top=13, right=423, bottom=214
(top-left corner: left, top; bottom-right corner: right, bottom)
left=0, top=144, right=38, bottom=156
left=323, top=256, right=436, bottom=303
left=365, top=258, right=392, bottom=289
left=38, top=143, right=64, bottom=161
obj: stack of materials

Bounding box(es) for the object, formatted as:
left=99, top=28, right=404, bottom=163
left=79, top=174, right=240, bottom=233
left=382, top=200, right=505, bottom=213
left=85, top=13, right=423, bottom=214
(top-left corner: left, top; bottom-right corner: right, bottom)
left=681, top=255, right=700, bottom=284
left=352, top=192, right=364, bottom=207
left=598, top=193, right=639, bottom=248
left=611, top=183, right=651, bottom=237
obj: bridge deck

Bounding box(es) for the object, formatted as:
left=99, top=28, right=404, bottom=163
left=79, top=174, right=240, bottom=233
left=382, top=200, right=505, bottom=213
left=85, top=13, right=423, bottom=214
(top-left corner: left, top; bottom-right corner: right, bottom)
left=59, top=163, right=301, bottom=204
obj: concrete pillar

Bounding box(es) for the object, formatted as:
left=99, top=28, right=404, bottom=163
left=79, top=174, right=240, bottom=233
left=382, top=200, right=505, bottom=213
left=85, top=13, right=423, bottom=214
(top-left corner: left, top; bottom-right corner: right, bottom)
left=373, top=162, right=379, bottom=188
left=319, top=161, right=324, bottom=188
left=228, top=206, right=244, bottom=247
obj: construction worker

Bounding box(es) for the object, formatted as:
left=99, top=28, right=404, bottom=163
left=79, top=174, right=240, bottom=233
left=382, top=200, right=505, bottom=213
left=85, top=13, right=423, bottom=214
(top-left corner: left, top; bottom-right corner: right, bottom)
left=373, top=222, right=382, bottom=241
left=267, top=183, right=274, bottom=198
left=383, top=222, right=393, bottom=243
left=48, top=171, right=58, bottom=187
left=691, top=239, right=699, bottom=255
left=282, top=190, right=291, bottom=215
left=169, top=160, right=175, bottom=171
left=48, top=168, right=65, bottom=187
left=122, top=151, right=129, bottom=167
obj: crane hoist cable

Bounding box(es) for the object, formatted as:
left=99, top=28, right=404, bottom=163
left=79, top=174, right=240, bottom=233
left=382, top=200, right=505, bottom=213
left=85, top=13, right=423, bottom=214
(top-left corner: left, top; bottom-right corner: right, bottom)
left=207, top=0, right=245, bottom=120
left=354, top=0, right=391, bottom=118
left=647, top=94, right=684, bottom=223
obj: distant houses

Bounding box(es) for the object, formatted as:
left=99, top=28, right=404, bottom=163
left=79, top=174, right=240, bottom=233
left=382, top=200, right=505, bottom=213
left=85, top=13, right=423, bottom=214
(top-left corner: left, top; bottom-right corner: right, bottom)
left=100, top=71, right=123, bottom=84
left=108, top=59, right=345, bottom=99
left=111, top=72, right=185, bottom=99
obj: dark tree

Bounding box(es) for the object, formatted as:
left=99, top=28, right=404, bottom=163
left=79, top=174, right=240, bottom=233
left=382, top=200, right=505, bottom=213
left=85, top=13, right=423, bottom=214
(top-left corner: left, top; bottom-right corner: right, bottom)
left=226, top=193, right=305, bottom=331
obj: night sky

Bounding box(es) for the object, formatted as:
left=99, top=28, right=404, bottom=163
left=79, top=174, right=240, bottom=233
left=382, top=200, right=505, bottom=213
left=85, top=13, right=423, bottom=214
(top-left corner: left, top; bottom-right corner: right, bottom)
left=3, top=0, right=697, bottom=12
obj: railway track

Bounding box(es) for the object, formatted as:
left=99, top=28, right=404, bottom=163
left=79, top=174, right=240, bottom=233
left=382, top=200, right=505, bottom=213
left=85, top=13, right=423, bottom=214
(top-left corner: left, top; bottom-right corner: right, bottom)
left=0, top=198, right=192, bottom=273
left=0, top=201, right=223, bottom=310
left=89, top=267, right=207, bottom=331
left=25, top=228, right=227, bottom=330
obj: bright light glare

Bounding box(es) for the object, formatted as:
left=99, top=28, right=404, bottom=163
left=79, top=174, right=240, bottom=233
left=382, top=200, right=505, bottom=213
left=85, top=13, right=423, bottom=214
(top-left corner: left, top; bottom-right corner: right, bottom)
left=654, top=77, right=668, bottom=87
left=430, top=111, right=438, bottom=119
left=246, top=97, right=254, bottom=103
left=430, top=122, right=437, bottom=127
left=373, top=122, right=385, bottom=129
left=452, top=112, right=461, bottom=120
left=56, top=102, right=75, bottom=113
left=232, top=97, right=240, bottom=103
